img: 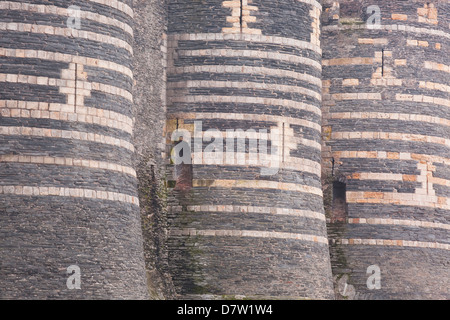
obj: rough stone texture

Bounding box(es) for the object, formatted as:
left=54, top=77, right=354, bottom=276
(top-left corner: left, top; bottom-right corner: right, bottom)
left=165, top=0, right=335, bottom=299
left=132, top=0, right=177, bottom=299
left=1, top=0, right=449, bottom=300
left=321, top=0, right=450, bottom=299
left=0, top=0, right=148, bottom=299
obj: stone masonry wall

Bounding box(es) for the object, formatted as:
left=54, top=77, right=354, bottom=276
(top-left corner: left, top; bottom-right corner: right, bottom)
left=132, top=0, right=177, bottom=299
left=321, top=0, right=450, bottom=299
left=0, top=0, right=148, bottom=299
left=165, top=0, right=334, bottom=299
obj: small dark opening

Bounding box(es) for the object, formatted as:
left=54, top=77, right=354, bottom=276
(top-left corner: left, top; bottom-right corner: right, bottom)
left=332, top=181, right=348, bottom=222
left=240, top=0, right=243, bottom=32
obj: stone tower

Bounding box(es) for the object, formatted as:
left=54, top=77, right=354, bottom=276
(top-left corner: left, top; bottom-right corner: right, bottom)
left=321, top=0, right=449, bottom=299
left=1, top=0, right=449, bottom=301
left=0, top=1, right=148, bottom=298
left=165, top=0, right=334, bottom=299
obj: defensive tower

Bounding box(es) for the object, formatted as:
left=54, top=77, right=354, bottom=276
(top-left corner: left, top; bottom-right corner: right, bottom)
left=0, top=1, right=148, bottom=298
left=165, top=0, right=334, bottom=299
left=321, top=0, right=450, bottom=299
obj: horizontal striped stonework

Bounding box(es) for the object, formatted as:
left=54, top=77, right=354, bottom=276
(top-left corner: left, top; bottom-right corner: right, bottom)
left=169, top=205, right=325, bottom=221
left=331, top=151, right=450, bottom=166
left=424, top=61, right=450, bottom=73
left=331, top=93, right=382, bottom=101
left=191, top=179, right=323, bottom=196
left=406, top=39, right=431, bottom=47
left=329, top=112, right=450, bottom=129
left=418, top=81, right=450, bottom=93
left=169, top=65, right=322, bottom=87
left=168, top=80, right=321, bottom=101
left=0, top=73, right=132, bottom=102
left=349, top=172, right=450, bottom=188
left=294, top=0, right=322, bottom=10
left=187, top=131, right=320, bottom=150
left=0, top=1, right=133, bottom=35
left=430, top=176, right=450, bottom=188
left=0, top=126, right=134, bottom=152
left=169, top=95, right=321, bottom=116
left=170, top=229, right=328, bottom=244
left=357, top=38, right=389, bottom=45
left=87, top=0, right=133, bottom=17
left=322, top=57, right=374, bottom=66
left=168, top=112, right=320, bottom=131
left=331, top=132, right=450, bottom=148
left=0, top=100, right=133, bottom=135
left=396, top=94, right=450, bottom=108
left=168, top=33, right=322, bottom=54
left=0, top=22, right=132, bottom=54
left=174, top=49, right=322, bottom=71
left=322, top=24, right=450, bottom=40
left=189, top=153, right=321, bottom=176
left=346, top=191, right=450, bottom=211
left=347, top=217, right=450, bottom=231
left=369, top=78, right=403, bottom=86
left=0, top=48, right=132, bottom=79
left=337, top=238, right=450, bottom=251
left=0, top=154, right=136, bottom=177
left=188, top=152, right=321, bottom=176
left=0, top=185, right=139, bottom=205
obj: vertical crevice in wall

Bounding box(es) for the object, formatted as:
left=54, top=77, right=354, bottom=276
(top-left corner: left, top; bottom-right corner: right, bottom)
left=133, top=0, right=176, bottom=299
left=240, top=0, right=243, bottom=32
left=74, top=63, right=78, bottom=114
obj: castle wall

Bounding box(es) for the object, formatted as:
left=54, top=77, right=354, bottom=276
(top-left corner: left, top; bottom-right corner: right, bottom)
left=322, top=0, right=450, bottom=299
left=0, top=0, right=148, bottom=299
left=165, top=0, right=334, bottom=299
left=132, top=0, right=177, bottom=299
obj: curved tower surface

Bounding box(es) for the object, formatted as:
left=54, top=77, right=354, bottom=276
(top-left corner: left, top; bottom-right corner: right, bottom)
left=166, top=0, right=334, bottom=299
left=322, top=0, right=450, bottom=299
left=0, top=1, right=148, bottom=298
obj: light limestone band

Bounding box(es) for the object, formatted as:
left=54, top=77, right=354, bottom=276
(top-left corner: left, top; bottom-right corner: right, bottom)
left=0, top=126, right=135, bottom=152
left=0, top=73, right=133, bottom=102
left=0, top=48, right=133, bottom=79
left=331, top=131, right=450, bottom=148
left=168, top=112, right=321, bottom=131
left=1, top=100, right=133, bottom=135
left=0, top=185, right=139, bottom=205
left=168, top=80, right=321, bottom=101
left=424, top=61, right=450, bottom=73
left=170, top=229, right=328, bottom=244
left=189, top=152, right=321, bottom=176
left=396, top=93, right=450, bottom=108
left=0, top=154, right=137, bottom=177
left=168, top=33, right=322, bottom=54
left=192, top=179, right=323, bottom=196
left=346, top=191, right=450, bottom=211
left=322, top=24, right=450, bottom=40
left=169, top=205, right=325, bottom=221
left=332, top=151, right=450, bottom=166
left=169, top=65, right=322, bottom=87
left=347, top=217, right=450, bottom=231
left=337, top=238, right=450, bottom=251
left=175, top=49, right=322, bottom=71
left=331, top=93, right=382, bottom=101
left=329, top=112, right=450, bottom=129
left=0, top=22, right=133, bottom=54
left=169, top=95, right=321, bottom=116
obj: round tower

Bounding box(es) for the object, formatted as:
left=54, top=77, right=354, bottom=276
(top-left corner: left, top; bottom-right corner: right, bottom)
left=165, top=0, right=334, bottom=299
left=321, top=0, right=449, bottom=299
left=0, top=1, right=148, bottom=298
